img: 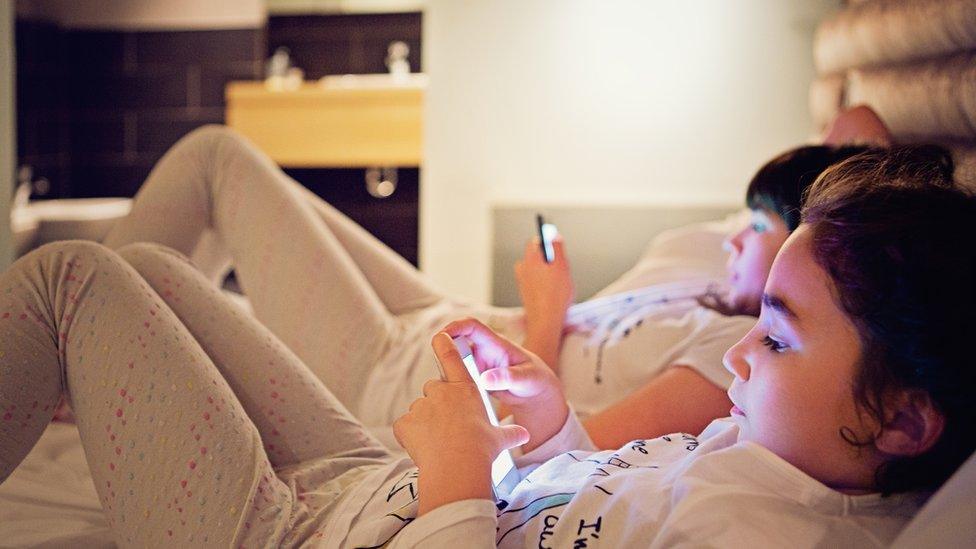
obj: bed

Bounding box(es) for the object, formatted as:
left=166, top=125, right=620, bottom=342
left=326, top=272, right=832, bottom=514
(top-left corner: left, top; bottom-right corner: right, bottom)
left=0, top=210, right=744, bottom=547
left=3, top=0, right=976, bottom=546
left=0, top=421, right=113, bottom=548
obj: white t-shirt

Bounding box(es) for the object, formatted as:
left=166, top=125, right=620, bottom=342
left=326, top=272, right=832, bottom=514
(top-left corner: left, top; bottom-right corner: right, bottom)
left=322, top=415, right=923, bottom=548
left=355, top=212, right=752, bottom=429
left=559, top=298, right=755, bottom=418
left=355, top=295, right=753, bottom=430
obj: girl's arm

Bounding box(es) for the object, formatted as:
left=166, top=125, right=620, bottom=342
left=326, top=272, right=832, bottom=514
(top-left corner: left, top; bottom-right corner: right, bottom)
left=515, top=238, right=574, bottom=372
left=394, top=327, right=569, bottom=514
left=582, top=366, right=732, bottom=449
left=394, top=333, right=528, bottom=515
left=444, top=318, right=570, bottom=454
left=386, top=323, right=586, bottom=546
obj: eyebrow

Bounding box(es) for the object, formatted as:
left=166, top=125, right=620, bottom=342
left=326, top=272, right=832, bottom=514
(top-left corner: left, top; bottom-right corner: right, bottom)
left=762, top=293, right=799, bottom=321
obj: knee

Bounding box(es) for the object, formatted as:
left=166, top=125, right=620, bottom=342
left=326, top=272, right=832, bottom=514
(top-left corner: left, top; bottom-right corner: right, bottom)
left=179, top=124, right=249, bottom=156
left=8, top=240, right=123, bottom=286
left=116, top=242, right=193, bottom=274
left=26, top=240, right=117, bottom=266
left=184, top=123, right=238, bottom=142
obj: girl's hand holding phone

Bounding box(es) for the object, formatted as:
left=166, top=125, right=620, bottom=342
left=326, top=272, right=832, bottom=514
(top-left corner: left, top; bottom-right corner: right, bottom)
left=442, top=318, right=570, bottom=454
left=515, top=237, right=575, bottom=322
left=393, top=332, right=530, bottom=515
left=515, top=236, right=575, bottom=370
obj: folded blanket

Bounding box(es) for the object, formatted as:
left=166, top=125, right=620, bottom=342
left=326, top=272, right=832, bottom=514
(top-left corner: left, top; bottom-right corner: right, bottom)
left=846, top=52, right=976, bottom=141
left=809, top=74, right=846, bottom=132
left=815, top=0, right=976, bottom=73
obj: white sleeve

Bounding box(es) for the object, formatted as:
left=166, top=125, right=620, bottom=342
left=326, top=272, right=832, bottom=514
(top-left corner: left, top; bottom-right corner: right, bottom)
left=513, top=408, right=596, bottom=469
left=670, top=314, right=754, bottom=390
left=385, top=413, right=596, bottom=547
left=385, top=499, right=498, bottom=548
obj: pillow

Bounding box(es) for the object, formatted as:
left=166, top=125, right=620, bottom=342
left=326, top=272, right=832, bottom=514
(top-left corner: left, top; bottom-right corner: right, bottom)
left=891, top=450, right=976, bottom=548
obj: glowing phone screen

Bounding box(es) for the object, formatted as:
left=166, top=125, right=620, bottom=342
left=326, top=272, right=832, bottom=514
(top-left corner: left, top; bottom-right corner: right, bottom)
left=456, top=343, right=518, bottom=488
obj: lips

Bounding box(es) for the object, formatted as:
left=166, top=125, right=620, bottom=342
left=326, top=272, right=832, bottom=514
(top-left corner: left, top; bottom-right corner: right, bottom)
left=727, top=390, right=745, bottom=417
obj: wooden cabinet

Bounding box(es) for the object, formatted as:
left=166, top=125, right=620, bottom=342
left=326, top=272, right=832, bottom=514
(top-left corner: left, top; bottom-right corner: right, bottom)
left=224, top=79, right=424, bottom=168
left=224, top=78, right=425, bottom=265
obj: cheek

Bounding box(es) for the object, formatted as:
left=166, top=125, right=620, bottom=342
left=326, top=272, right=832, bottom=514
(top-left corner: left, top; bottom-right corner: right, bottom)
left=747, top=370, right=817, bottom=445
left=739, top=240, right=781, bottom=288
left=749, top=378, right=819, bottom=456
left=757, top=239, right=782, bottom=269
left=738, top=242, right=774, bottom=286
left=752, top=364, right=859, bottom=456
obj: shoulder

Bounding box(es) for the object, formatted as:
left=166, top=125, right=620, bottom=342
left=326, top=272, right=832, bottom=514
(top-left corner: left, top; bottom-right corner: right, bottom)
left=691, top=308, right=755, bottom=338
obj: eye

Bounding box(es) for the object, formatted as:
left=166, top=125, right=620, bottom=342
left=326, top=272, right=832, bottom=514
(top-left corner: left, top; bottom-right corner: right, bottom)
left=751, top=222, right=767, bottom=233
left=761, top=335, right=788, bottom=353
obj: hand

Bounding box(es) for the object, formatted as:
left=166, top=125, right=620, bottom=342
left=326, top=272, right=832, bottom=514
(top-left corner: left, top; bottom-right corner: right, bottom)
left=443, top=318, right=570, bottom=453
left=393, top=332, right=529, bottom=515
left=514, top=237, right=575, bottom=369
left=515, top=237, right=575, bottom=327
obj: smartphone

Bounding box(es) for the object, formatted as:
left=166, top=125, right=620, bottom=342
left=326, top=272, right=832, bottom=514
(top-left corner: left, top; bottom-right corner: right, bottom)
left=435, top=336, right=521, bottom=499
left=536, top=213, right=557, bottom=263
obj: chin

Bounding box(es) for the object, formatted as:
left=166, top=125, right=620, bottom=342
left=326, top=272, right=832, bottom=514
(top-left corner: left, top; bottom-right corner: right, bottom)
left=731, top=419, right=750, bottom=442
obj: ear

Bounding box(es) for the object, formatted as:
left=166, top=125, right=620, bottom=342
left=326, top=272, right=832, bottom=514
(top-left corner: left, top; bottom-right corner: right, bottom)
left=875, top=390, right=945, bottom=457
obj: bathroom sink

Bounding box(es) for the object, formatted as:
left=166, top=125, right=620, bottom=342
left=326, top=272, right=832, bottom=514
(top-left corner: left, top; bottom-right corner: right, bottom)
left=11, top=207, right=39, bottom=257
left=26, top=198, right=132, bottom=246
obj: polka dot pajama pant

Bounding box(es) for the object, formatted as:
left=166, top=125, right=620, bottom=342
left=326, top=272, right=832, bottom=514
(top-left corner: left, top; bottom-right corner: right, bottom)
left=0, top=240, right=392, bottom=547
left=102, top=125, right=448, bottom=416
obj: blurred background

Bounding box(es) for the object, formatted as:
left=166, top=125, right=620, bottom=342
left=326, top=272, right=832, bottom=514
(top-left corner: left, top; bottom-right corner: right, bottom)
left=0, top=0, right=865, bottom=303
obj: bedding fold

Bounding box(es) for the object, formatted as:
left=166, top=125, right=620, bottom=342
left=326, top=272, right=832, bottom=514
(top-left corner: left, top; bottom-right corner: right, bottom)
left=845, top=52, right=976, bottom=141
left=809, top=74, right=846, bottom=132
left=814, top=0, right=976, bottom=74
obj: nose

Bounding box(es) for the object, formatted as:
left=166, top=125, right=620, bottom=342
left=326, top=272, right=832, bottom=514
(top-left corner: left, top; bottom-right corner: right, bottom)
left=723, top=227, right=746, bottom=255
left=723, top=331, right=752, bottom=381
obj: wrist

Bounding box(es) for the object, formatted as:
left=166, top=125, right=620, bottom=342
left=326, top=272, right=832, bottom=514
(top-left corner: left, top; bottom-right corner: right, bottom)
left=524, top=307, right=566, bottom=329
left=523, top=326, right=563, bottom=372
left=417, top=457, right=494, bottom=516
left=508, top=384, right=566, bottom=417
left=509, top=389, right=569, bottom=453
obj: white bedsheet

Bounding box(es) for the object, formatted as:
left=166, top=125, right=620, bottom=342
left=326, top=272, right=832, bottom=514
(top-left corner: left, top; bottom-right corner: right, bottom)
left=0, top=215, right=744, bottom=548
left=0, top=421, right=114, bottom=548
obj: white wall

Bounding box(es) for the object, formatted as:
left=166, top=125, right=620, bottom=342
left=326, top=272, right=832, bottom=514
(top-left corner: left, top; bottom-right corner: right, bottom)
left=422, top=0, right=838, bottom=302
left=0, top=1, right=14, bottom=269
left=16, top=0, right=265, bottom=29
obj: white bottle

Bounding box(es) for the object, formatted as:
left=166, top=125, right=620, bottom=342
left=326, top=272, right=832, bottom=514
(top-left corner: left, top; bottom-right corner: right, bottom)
left=385, top=41, right=411, bottom=82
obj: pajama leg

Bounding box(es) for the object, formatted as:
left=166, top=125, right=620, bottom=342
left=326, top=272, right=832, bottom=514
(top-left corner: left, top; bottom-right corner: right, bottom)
left=117, top=242, right=389, bottom=469
left=102, top=125, right=398, bottom=410
left=0, top=241, right=296, bottom=547
left=290, top=182, right=445, bottom=314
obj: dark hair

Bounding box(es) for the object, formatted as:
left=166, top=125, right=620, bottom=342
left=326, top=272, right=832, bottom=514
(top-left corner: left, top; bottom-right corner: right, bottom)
left=747, top=145, right=872, bottom=230
left=801, top=144, right=975, bottom=495
left=701, top=145, right=875, bottom=317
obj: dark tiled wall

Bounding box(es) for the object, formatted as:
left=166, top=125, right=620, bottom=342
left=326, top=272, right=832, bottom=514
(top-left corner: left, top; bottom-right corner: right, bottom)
left=285, top=167, right=419, bottom=265
left=17, top=21, right=264, bottom=198
left=17, top=13, right=421, bottom=264
left=267, top=12, right=422, bottom=79
left=16, top=20, right=71, bottom=198
left=68, top=29, right=264, bottom=198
